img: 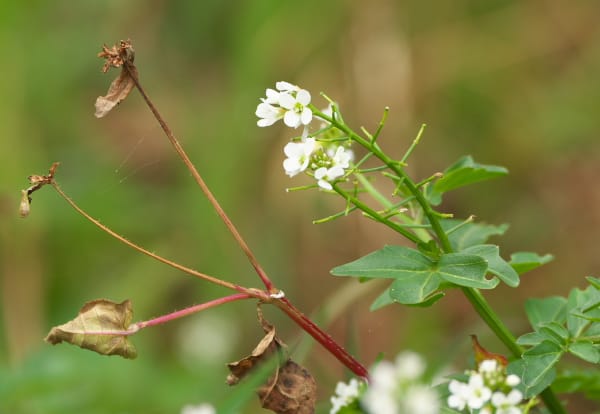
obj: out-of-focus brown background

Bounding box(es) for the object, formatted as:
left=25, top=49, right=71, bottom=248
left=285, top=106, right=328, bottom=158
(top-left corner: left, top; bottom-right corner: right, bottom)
left=1, top=1, right=599, bottom=412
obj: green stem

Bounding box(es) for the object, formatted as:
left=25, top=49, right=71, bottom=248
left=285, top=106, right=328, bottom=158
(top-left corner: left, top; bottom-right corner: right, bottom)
left=315, top=109, right=566, bottom=413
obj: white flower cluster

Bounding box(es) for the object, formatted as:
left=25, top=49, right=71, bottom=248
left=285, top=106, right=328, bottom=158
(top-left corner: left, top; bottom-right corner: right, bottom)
left=448, top=359, right=524, bottom=414
left=256, top=82, right=354, bottom=190
left=330, top=352, right=440, bottom=414
left=256, top=81, right=313, bottom=128
left=180, top=403, right=216, bottom=414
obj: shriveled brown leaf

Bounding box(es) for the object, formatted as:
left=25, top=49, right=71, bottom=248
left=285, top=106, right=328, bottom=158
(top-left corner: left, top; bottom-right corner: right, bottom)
left=20, top=162, right=60, bottom=218
left=258, top=360, right=317, bottom=414
left=45, top=299, right=137, bottom=359
left=471, top=334, right=508, bottom=367
left=95, top=40, right=137, bottom=118
left=94, top=65, right=138, bottom=118
left=227, top=305, right=288, bottom=385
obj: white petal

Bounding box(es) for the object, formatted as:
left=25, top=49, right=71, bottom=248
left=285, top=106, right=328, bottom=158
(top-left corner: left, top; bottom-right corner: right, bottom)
left=314, top=167, right=328, bottom=180
left=318, top=179, right=332, bottom=190
left=327, top=166, right=344, bottom=180
left=284, top=111, right=301, bottom=128
left=296, top=89, right=311, bottom=105
left=300, top=107, right=313, bottom=125
left=265, top=88, right=280, bottom=104
left=278, top=93, right=295, bottom=110
left=257, top=118, right=276, bottom=127
left=276, top=81, right=297, bottom=92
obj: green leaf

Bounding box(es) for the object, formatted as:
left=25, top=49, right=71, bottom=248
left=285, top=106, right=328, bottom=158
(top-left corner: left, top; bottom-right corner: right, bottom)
left=331, top=245, right=433, bottom=280
left=525, top=297, right=567, bottom=330
left=516, top=331, right=547, bottom=346
left=462, top=244, right=520, bottom=287
left=538, top=322, right=570, bottom=345
left=436, top=253, right=497, bottom=289
left=389, top=277, right=446, bottom=305
left=332, top=246, right=495, bottom=305
left=370, top=284, right=445, bottom=309
left=44, top=299, right=137, bottom=359
left=552, top=369, right=600, bottom=399
left=509, top=341, right=564, bottom=398
left=567, top=286, right=600, bottom=337
left=509, top=252, right=554, bottom=275
left=427, top=156, right=508, bottom=205
left=586, top=276, right=600, bottom=290
left=442, top=220, right=509, bottom=251
left=568, top=341, right=600, bottom=364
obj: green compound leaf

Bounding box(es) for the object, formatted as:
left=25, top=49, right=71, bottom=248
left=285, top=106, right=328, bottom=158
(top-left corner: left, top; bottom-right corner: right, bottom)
left=442, top=219, right=509, bottom=251
left=568, top=341, right=600, bottom=364
left=462, top=244, right=519, bottom=287
left=509, top=340, right=564, bottom=398
left=427, top=156, right=508, bottom=205
left=567, top=285, right=600, bottom=337
left=45, top=299, right=137, bottom=359
left=370, top=287, right=445, bottom=310
left=524, top=297, right=567, bottom=330
left=516, top=331, right=547, bottom=347
left=436, top=253, right=497, bottom=289
left=509, top=252, right=554, bottom=275
left=331, top=246, right=496, bottom=306
left=552, top=369, right=600, bottom=399
left=331, top=245, right=433, bottom=280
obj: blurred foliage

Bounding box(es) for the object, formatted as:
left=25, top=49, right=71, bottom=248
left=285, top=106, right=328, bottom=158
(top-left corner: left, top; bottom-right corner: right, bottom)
left=1, top=0, right=600, bottom=412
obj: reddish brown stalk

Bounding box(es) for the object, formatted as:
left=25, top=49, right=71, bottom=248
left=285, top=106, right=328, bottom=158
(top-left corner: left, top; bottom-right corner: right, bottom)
left=51, top=180, right=255, bottom=296
left=136, top=293, right=252, bottom=330
left=274, top=297, right=368, bottom=378
left=123, top=63, right=274, bottom=292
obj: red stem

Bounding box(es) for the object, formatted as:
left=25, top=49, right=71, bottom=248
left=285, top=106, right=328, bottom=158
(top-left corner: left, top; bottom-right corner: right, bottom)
left=275, top=298, right=368, bottom=378
left=124, top=64, right=274, bottom=292
left=137, top=293, right=252, bottom=330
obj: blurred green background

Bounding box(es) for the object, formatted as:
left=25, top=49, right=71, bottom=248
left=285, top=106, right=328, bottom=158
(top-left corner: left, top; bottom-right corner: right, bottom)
left=1, top=1, right=600, bottom=412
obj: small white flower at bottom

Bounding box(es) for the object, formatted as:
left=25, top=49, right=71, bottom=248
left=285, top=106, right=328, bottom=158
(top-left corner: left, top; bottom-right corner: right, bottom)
left=315, top=165, right=345, bottom=190
left=283, top=138, right=316, bottom=177
left=466, top=374, right=492, bottom=409
left=330, top=378, right=361, bottom=414
left=402, top=385, right=440, bottom=414
left=180, top=403, right=216, bottom=414
left=492, top=390, right=524, bottom=414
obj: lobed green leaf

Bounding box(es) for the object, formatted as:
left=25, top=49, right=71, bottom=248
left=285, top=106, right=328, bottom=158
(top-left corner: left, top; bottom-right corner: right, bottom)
left=442, top=220, right=509, bottom=251
left=509, top=252, right=554, bottom=275
left=524, top=297, right=567, bottom=330
left=509, top=340, right=563, bottom=398
left=427, top=156, right=508, bottom=205
left=462, top=244, right=519, bottom=287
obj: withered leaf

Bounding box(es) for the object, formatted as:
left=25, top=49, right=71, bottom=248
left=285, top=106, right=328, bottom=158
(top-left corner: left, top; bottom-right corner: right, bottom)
left=227, top=324, right=281, bottom=385
left=94, top=64, right=138, bottom=118
left=258, top=360, right=317, bottom=414
left=45, top=299, right=137, bottom=359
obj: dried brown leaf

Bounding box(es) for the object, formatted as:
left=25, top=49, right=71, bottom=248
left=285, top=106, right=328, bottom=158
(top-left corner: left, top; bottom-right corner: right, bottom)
left=95, top=40, right=137, bottom=118
left=94, top=65, right=138, bottom=118
left=45, top=299, right=137, bottom=359
left=227, top=305, right=287, bottom=385
left=258, top=360, right=317, bottom=414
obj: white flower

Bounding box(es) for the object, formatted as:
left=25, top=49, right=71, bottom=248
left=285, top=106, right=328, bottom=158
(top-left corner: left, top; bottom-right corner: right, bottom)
left=180, top=403, right=216, bottom=414
left=466, top=374, right=492, bottom=409
left=505, top=374, right=521, bottom=387
left=313, top=145, right=353, bottom=190
left=315, top=166, right=344, bottom=190
left=256, top=101, right=285, bottom=127
left=492, top=390, right=524, bottom=414
left=362, top=388, right=398, bottom=414
left=330, top=145, right=353, bottom=169
left=448, top=379, right=470, bottom=410
left=402, top=385, right=440, bottom=414
left=369, top=361, right=398, bottom=392
left=256, top=81, right=313, bottom=128
left=283, top=138, right=316, bottom=177
left=330, top=378, right=361, bottom=414
left=279, top=89, right=312, bottom=128
left=479, top=359, right=499, bottom=373
left=395, top=351, right=426, bottom=381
